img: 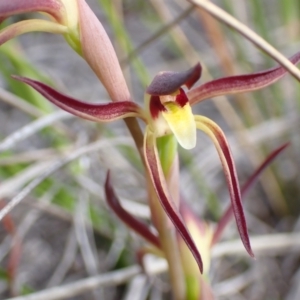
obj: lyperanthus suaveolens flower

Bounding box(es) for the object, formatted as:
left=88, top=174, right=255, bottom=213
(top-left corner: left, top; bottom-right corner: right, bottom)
left=0, top=0, right=131, bottom=103
left=0, top=0, right=80, bottom=52
left=146, top=64, right=201, bottom=150
left=11, top=52, right=300, bottom=272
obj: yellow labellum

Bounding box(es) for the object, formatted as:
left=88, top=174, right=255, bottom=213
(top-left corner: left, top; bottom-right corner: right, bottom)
left=162, top=102, right=196, bottom=150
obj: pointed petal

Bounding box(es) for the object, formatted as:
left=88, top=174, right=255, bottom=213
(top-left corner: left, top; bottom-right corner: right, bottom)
left=195, top=116, right=254, bottom=257
left=211, top=142, right=290, bottom=246
left=0, top=20, right=67, bottom=45
left=146, top=63, right=202, bottom=96
left=144, top=128, right=203, bottom=273
left=162, top=102, right=196, bottom=150
left=0, top=0, right=66, bottom=24
left=188, top=52, right=300, bottom=105
left=105, top=171, right=161, bottom=248
left=12, top=76, right=144, bottom=122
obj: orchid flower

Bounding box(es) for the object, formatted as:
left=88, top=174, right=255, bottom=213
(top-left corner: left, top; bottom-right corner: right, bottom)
left=10, top=52, right=300, bottom=273
left=0, top=0, right=131, bottom=103
left=1, top=2, right=300, bottom=298
left=0, top=0, right=80, bottom=53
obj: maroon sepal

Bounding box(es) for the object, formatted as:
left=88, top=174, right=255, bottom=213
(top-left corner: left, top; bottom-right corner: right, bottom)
left=196, top=117, right=253, bottom=257
left=146, top=63, right=201, bottom=96
left=12, top=76, right=143, bottom=122
left=208, top=122, right=253, bottom=256
left=188, top=51, right=300, bottom=105
left=105, top=171, right=161, bottom=249
left=211, top=142, right=290, bottom=246
left=144, top=129, right=203, bottom=273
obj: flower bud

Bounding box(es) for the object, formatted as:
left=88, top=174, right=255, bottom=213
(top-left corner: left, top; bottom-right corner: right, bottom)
left=77, top=0, right=131, bottom=102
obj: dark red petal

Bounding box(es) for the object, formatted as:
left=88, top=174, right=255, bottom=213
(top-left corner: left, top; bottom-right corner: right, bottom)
left=149, top=95, right=166, bottom=119
left=105, top=171, right=161, bottom=249
left=146, top=63, right=201, bottom=96
left=188, top=51, right=300, bottom=105
left=211, top=142, right=290, bottom=246
left=12, top=76, right=144, bottom=122
left=195, top=116, right=253, bottom=257
left=144, top=128, right=203, bottom=273
left=0, top=0, right=65, bottom=24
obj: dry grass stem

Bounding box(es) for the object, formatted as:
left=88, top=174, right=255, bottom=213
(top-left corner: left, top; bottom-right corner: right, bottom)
left=0, top=111, right=72, bottom=153
left=213, top=270, right=254, bottom=297
left=6, top=259, right=169, bottom=300
left=212, top=232, right=300, bottom=258
left=0, top=149, right=61, bottom=166
left=46, top=228, right=77, bottom=288
left=76, top=175, right=150, bottom=219
left=123, top=274, right=150, bottom=300
left=0, top=88, right=44, bottom=118
left=122, top=5, right=195, bottom=66
left=188, top=0, right=300, bottom=81
left=0, top=161, right=56, bottom=198
left=75, top=192, right=100, bottom=276
left=150, top=0, right=199, bottom=66
left=6, top=266, right=142, bottom=300
left=0, top=137, right=134, bottom=222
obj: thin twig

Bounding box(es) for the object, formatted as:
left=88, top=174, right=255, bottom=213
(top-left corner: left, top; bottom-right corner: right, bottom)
left=188, top=0, right=300, bottom=81
left=121, top=5, right=195, bottom=66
